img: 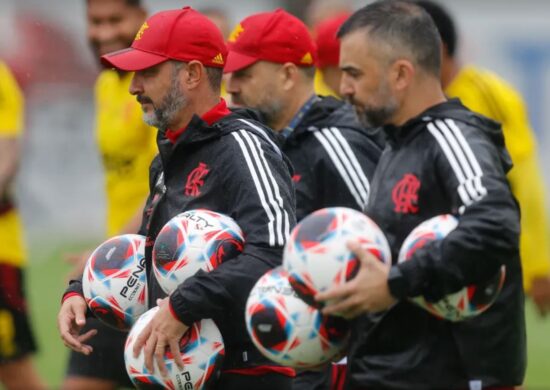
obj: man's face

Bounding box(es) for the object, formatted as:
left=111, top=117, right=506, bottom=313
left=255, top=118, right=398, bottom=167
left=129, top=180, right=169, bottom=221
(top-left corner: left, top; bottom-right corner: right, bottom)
left=129, top=61, right=188, bottom=130
left=87, top=0, right=145, bottom=60
left=226, top=61, right=286, bottom=128
left=339, top=30, right=398, bottom=127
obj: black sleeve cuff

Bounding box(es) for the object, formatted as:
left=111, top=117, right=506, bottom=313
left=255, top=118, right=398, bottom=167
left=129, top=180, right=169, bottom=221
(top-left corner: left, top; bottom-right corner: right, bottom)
left=396, top=259, right=428, bottom=298
left=63, top=278, right=84, bottom=298
left=169, top=289, right=200, bottom=327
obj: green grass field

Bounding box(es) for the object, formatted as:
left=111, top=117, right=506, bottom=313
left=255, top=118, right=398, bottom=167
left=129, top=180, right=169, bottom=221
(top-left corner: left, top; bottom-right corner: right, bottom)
left=23, top=242, right=550, bottom=389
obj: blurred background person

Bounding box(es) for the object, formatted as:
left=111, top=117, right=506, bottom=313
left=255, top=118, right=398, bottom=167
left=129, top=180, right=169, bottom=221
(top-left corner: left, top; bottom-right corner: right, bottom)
left=0, top=60, right=46, bottom=390
left=304, top=0, right=352, bottom=30
left=200, top=6, right=231, bottom=39
left=304, top=0, right=353, bottom=98
left=313, top=13, right=350, bottom=97
left=62, top=0, right=156, bottom=389
left=416, top=0, right=550, bottom=317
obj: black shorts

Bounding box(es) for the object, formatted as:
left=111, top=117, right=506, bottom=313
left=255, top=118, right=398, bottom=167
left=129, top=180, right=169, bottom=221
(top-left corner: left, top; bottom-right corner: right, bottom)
left=0, top=263, right=38, bottom=363
left=66, top=317, right=133, bottom=387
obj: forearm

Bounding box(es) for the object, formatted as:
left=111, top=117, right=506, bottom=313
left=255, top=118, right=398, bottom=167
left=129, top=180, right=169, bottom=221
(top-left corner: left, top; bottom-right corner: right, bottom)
left=169, top=247, right=282, bottom=325
left=398, top=201, right=520, bottom=301
left=0, top=138, right=21, bottom=196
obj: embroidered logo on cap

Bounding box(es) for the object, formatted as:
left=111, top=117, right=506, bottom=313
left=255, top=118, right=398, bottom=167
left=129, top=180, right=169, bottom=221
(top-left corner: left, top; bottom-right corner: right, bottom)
left=228, top=24, right=244, bottom=43
left=300, top=52, right=313, bottom=65
left=134, top=22, right=149, bottom=41
left=212, top=53, right=225, bottom=65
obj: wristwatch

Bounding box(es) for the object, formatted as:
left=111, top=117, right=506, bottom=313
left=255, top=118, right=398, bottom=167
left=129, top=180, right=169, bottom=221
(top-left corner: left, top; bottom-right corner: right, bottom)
left=387, top=266, right=408, bottom=300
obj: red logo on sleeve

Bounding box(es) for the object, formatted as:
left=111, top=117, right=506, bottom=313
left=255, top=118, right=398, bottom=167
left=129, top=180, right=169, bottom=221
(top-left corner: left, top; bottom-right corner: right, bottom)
left=185, top=162, right=210, bottom=197
left=392, top=173, right=420, bottom=214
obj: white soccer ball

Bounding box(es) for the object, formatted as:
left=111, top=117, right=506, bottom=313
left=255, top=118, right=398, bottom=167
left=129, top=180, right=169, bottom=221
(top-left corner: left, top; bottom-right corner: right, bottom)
left=125, top=307, right=225, bottom=389
left=82, top=234, right=148, bottom=331
left=246, top=267, right=349, bottom=368
left=398, top=214, right=505, bottom=321
left=153, top=209, right=244, bottom=294
left=283, top=207, right=391, bottom=308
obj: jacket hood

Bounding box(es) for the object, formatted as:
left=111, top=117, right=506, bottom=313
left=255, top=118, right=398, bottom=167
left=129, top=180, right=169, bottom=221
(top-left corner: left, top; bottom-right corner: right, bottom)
left=389, top=99, right=513, bottom=174
left=294, top=96, right=384, bottom=147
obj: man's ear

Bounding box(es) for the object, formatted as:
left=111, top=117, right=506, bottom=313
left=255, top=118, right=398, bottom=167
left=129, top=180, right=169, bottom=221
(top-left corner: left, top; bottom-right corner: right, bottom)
left=183, top=61, right=205, bottom=90
left=280, top=62, right=299, bottom=92
left=390, top=59, right=415, bottom=93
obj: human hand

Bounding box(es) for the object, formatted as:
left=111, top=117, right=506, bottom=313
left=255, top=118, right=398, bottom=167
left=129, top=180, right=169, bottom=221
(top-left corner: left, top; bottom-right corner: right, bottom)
left=316, top=240, right=395, bottom=319
left=57, top=295, right=97, bottom=355
left=133, top=298, right=189, bottom=377
left=530, top=275, right=550, bottom=317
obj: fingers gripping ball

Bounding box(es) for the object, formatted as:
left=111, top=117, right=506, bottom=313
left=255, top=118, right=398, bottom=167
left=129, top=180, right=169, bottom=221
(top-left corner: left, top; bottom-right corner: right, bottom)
left=82, top=234, right=148, bottom=331
left=153, top=209, right=244, bottom=294
left=398, top=214, right=505, bottom=321
left=125, top=307, right=225, bottom=390
left=246, top=267, right=349, bottom=368
left=283, top=207, right=391, bottom=308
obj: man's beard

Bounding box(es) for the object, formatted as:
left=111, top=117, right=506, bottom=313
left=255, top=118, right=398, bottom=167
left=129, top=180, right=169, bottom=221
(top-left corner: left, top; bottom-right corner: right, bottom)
left=258, top=101, right=284, bottom=130
left=349, top=79, right=398, bottom=128
left=254, top=93, right=285, bottom=130
left=355, top=102, right=398, bottom=128
left=141, top=69, right=188, bottom=130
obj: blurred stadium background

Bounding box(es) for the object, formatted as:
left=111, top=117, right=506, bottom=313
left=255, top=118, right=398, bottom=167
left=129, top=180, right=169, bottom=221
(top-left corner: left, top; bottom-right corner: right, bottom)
left=0, top=0, right=549, bottom=388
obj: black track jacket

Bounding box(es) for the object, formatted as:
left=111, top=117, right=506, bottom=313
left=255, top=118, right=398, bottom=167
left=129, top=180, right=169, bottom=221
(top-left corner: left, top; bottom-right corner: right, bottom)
left=349, top=99, right=526, bottom=389
left=66, top=101, right=296, bottom=370
left=282, top=96, right=383, bottom=221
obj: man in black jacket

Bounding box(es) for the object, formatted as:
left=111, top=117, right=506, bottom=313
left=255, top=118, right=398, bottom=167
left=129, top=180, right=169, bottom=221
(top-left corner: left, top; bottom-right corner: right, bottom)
left=317, top=1, right=526, bottom=389
left=224, top=9, right=382, bottom=390
left=225, top=9, right=382, bottom=222
left=57, top=7, right=297, bottom=390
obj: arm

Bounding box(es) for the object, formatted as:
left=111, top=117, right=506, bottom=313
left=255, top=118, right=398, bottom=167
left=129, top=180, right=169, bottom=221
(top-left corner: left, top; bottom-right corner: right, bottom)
left=313, top=127, right=380, bottom=212
left=169, top=131, right=296, bottom=325
left=397, top=119, right=520, bottom=301
left=0, top=137, right=21, bottom=199
left=508, top=152, right=550, bottom=315
left=0, top=63, right=24, bottom=200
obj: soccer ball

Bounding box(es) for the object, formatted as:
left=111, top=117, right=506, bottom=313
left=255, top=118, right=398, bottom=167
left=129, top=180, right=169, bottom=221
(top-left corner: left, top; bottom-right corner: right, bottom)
left=125, top=307, right=225, bottom=390
left=153, top=209, right=244, bottom=295
left=283, top=207, right=391, bottom=308
left=398, top=214, right=506, bottom=321
left=82, top=234, right=148, bottom=331
left=245, top=267, right=349, bottom=368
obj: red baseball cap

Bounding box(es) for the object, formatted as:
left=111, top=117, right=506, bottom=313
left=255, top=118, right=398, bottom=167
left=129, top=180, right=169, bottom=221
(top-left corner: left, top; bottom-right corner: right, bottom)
left=224, top=9, right=317, bottom=74
left=101, top=7, right=227, bottom=71
left=314, top=13, right=350, bottom=69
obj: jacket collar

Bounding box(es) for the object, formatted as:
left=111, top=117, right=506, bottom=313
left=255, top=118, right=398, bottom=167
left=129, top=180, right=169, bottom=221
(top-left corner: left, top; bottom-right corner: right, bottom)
left=164, top=98, right=232, bottom=145
left=383, top=99, right=463, bottom=145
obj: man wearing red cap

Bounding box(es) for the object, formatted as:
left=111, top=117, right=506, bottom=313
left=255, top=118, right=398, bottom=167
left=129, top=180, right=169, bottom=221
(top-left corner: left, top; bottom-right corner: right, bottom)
left=57, top=7, right=296, bottom=390
left=225, top=9, right=383, bottom=390
left=314, top=13, right=351, bottom=97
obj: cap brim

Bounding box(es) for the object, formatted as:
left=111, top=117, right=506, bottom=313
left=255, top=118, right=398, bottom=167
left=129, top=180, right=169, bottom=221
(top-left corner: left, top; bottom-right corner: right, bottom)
left=223, top=51, right=260, bottom=74
left=100, top=47, right=168, bottom=72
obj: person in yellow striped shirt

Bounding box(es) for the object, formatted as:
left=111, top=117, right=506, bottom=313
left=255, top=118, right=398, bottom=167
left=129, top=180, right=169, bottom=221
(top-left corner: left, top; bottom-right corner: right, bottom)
left=0, top=61, right=46, bottom=390
left=62, top=1, right=156, bottom=389
left=417, top=0, right=550, bottom=316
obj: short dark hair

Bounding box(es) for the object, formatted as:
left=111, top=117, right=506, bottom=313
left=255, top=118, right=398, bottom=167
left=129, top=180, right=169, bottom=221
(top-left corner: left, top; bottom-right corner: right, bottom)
left=205, top=67, right=223, bottom=92
left=338, top=0, right=441, bottom=76
left=413, top=1, right=457, bottom=57
left=172, top=61, right=223, bottom=93
left=299, top=66, right=316, bottom=80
